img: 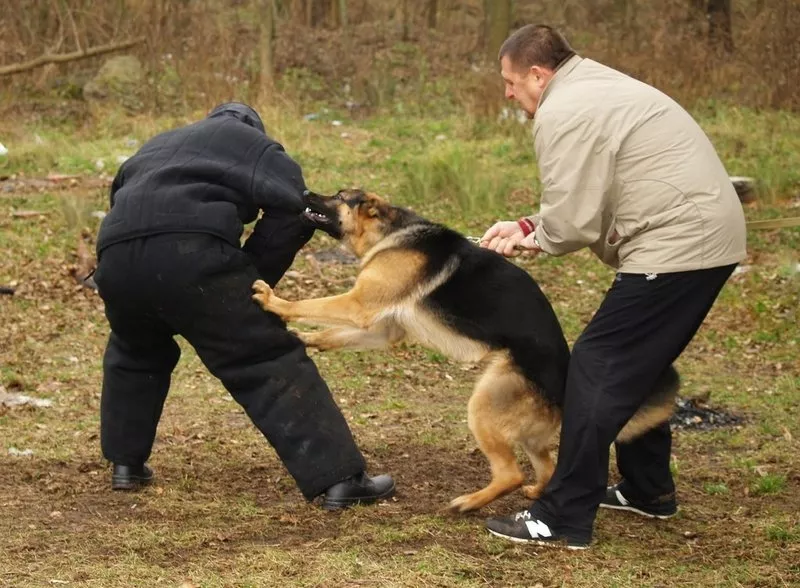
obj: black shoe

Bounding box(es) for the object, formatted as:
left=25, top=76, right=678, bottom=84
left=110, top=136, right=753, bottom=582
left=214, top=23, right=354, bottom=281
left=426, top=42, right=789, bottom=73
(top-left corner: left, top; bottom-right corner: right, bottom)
left=485, top=510, right=589, bottom=550
left=111, top=464, right=154, bottom=491
left=599, top=483, right=677, bottom=519
left=322, top=472, right=395, bottom=510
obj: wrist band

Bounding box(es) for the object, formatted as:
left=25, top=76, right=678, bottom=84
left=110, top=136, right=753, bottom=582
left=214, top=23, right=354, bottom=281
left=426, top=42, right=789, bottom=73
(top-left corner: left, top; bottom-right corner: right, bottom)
left=517, top=217, right=535, bottom=236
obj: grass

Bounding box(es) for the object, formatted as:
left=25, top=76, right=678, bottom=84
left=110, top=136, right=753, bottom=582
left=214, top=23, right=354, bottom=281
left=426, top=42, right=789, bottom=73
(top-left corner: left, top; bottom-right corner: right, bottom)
left=752, top=474, right=788, bottom=496
left=1, top=95, right=799, bottom=587
left=703, top=482, right=730, bottom=495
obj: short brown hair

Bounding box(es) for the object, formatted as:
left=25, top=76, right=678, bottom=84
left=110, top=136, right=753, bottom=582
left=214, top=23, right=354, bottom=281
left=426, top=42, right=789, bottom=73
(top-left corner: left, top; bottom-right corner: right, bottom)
left=498, top=25, right=576, bottom=71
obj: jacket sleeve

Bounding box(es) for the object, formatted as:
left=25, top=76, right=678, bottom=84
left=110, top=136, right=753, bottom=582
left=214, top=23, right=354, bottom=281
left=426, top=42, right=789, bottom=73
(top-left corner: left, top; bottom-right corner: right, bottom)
left=530, top=113, right=617, bottom=256
left=242, top=211, right=315, bottom=287
left=250, top=141, right=308, bottom=214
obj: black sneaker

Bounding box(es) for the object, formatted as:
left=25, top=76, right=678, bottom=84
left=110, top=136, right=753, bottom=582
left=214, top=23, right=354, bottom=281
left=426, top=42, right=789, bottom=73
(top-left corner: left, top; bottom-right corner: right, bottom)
left=322, top=472, right=395, bottom=510
left=599, top=483, right=677, bottom=519
left=111, top=464, right=154, bottom=491
left=485, top=510, right=589, bottom=550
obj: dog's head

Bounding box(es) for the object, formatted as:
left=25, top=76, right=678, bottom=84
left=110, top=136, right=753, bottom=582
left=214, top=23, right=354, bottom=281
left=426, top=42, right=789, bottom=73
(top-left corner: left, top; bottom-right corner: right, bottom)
left=303, top=189, right=403, bottom=256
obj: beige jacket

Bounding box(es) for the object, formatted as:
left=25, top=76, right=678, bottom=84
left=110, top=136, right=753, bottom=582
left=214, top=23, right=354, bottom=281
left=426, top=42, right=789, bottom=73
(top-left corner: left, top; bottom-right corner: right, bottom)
left=528, top=56, right=746, bottom=272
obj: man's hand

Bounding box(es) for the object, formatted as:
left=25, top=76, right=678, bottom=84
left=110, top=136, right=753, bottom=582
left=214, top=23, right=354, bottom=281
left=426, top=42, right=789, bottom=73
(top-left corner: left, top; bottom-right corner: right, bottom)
left=480, top=220, right=540, bottom=258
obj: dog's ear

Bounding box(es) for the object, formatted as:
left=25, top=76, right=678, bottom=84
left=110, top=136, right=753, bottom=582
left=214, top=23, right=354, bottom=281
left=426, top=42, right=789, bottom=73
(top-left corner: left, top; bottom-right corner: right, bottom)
left=366, top=205, right=380, bottom=218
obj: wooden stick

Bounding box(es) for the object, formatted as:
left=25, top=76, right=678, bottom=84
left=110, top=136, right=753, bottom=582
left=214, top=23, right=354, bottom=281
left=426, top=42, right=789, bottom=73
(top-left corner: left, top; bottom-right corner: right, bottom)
left=746, top=217, right=800, bottom=230
left=0, top=37, right=145, bottom=77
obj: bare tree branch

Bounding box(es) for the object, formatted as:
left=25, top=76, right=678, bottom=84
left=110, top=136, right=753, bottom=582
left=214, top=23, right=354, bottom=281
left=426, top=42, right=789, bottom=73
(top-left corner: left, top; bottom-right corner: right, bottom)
left=61, top=0, right=84, bottom=52
left=0, top=37, right=145, bottom=77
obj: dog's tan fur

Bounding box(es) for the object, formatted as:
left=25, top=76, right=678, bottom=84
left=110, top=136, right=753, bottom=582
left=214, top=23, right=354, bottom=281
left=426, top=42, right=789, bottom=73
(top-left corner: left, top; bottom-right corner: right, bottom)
left=252, top=190, right=675, bottom=512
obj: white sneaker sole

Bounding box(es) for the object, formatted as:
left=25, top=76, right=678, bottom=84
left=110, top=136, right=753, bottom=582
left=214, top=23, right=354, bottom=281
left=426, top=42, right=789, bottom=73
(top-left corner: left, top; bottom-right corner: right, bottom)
left=599, top=502, right=677, bottom=520
left=486, top=529, right=589, bottom=550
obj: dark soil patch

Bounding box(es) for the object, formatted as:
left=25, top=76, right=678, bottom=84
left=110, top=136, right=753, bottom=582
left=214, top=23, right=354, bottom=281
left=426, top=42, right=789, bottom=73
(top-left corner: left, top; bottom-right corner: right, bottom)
left=671, top=397, right=745, bottom=431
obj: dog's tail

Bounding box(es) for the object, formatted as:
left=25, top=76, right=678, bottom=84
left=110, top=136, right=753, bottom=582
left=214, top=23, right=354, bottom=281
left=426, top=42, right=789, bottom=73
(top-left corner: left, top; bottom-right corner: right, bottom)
left=616, top=365, right=679, bottom=443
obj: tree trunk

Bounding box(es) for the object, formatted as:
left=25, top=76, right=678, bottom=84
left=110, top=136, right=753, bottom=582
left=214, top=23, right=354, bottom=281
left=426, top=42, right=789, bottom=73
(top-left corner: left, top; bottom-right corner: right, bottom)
left=258, top=0, right=276, bottom=99
left=305, top=0, right=314, bottom=27
left=427, top=0, right=437, bottom=29
left=401, top=0, right=410, bottom=41
left=708, top=0, right=734, bottom=52
left=484, top=0, right=512, bottom=62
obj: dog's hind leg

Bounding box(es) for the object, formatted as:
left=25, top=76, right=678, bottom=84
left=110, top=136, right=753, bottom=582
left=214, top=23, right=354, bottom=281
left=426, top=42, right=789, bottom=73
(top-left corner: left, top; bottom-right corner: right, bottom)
left=520, top=439, right=555, bottom=500
left=449, top=424, right=523, bottom=513
left=449, top=357, right=528, bottom=513
left=298, top=320, right=405, bottom=351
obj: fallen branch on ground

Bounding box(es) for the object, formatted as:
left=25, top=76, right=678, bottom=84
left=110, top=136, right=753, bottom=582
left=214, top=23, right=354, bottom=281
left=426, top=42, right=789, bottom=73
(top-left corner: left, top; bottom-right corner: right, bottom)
left=0, top=38, right=145, bottom=76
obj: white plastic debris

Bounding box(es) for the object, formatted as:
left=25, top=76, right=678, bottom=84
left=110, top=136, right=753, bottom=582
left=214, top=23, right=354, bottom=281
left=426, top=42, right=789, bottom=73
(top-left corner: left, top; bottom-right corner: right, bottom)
left=331, top=120, right=343, bottom=127
left=0, top=390, right=54, bottom=408
left=8, top=447, right=34, bottom=457
left=91, top=210, right=107, bottom=219
left=95, top=159, right=105, bottom=171
left=0, top=142, right=8, bottom=156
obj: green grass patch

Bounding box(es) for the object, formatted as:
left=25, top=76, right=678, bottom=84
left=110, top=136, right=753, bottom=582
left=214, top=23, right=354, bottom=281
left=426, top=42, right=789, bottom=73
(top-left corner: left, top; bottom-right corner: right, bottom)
left=751, top=474, right=788, bottom=496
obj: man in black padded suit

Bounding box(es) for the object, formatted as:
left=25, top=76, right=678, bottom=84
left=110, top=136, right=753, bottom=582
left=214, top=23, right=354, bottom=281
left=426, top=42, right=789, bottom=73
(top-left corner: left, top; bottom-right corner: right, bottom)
left=93, top=102, right=394, bottom=510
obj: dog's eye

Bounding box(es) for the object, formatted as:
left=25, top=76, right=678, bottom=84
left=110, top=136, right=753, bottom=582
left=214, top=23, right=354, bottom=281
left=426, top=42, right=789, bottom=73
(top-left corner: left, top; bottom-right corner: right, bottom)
left=366, top=206, right=379, bottom=218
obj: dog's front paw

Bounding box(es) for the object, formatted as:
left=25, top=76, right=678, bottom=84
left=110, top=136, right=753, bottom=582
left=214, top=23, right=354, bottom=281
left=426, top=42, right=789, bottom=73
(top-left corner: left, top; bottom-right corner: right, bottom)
left=448, top=493, right=484, bottom=513
left=251, top=280, right=274, bottom=310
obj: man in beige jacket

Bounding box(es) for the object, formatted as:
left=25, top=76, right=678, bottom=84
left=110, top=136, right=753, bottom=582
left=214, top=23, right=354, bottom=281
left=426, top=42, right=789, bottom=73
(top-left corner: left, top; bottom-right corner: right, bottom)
left=481, top=25, right=746, bottom=549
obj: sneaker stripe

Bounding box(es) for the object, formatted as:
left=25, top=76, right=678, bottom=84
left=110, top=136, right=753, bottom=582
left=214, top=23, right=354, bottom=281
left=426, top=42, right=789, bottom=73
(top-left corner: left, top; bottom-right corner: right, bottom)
left=614, top=489, right=630, bottom=506
left=525, top=519, right=553, bottom=538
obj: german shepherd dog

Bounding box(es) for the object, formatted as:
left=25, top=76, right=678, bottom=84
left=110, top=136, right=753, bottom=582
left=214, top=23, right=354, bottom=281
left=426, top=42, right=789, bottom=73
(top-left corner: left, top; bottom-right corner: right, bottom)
left=251, top=189, right=678, bottom=512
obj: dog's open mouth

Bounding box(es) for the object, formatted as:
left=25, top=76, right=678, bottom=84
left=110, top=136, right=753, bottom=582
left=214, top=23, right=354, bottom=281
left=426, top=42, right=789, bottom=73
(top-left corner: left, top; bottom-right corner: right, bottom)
left=303, top=207, right=330, bottom=224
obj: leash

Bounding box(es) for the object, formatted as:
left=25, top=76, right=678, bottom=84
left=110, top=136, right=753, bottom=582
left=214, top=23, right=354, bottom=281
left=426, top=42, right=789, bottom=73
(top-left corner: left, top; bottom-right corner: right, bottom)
left=465, top=236, right=530, bottom=252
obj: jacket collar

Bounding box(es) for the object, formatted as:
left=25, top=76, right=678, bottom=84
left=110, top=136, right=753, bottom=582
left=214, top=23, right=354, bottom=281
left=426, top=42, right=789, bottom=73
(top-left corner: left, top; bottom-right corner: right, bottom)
left=535, top=55, right=584, bottom=115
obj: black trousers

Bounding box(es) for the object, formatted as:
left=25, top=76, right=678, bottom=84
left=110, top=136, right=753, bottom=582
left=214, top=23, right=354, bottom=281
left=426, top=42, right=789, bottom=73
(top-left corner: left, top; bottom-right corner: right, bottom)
left=93, top=228, right=366, bottom=500
left=528, top=264, right=736, bottom=543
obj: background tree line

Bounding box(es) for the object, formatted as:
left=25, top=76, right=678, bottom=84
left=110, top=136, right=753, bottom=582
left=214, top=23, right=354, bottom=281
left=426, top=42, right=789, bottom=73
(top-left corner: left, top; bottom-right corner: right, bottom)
left=1, top=0, right=797, bottom=112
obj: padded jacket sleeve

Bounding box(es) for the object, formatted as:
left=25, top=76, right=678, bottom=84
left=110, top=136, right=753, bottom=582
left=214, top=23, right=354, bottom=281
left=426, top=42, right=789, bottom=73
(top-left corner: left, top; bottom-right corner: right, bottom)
left=242, top=211, right=315, bottom=287
left=250, top=142, right=308, bottom=214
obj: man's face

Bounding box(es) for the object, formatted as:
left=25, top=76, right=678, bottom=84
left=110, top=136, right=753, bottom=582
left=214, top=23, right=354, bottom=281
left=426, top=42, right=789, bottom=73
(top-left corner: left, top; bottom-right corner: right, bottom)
left=500, top=55, right=552, bottom=119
